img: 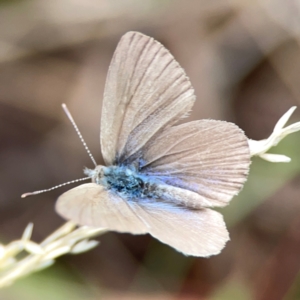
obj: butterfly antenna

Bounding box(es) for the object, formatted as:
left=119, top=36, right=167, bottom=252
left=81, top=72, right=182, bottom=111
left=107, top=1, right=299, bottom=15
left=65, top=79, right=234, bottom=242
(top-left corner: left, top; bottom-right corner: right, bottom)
left=62, top=103, right=97, bottom=167
left=21, top=177, right=90, bottom=198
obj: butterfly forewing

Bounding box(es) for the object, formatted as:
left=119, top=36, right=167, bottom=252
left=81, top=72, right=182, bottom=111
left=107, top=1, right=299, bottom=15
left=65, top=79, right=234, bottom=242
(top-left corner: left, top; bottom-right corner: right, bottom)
left=140, top=120, right=250, bottom=207
left=56, top=183, right=148, bottom=234
left=100, top=31, right=195, bottom=165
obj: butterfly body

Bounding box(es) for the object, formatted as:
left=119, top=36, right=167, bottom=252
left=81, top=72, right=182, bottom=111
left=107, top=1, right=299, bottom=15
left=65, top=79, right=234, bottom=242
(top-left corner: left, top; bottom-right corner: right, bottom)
left=84, top=165, right=160, bottom=200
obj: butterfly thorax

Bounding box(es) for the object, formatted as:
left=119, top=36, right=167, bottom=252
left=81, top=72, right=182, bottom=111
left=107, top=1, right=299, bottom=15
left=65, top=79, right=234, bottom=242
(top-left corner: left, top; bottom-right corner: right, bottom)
left=84, top=165, right=159, bottom=199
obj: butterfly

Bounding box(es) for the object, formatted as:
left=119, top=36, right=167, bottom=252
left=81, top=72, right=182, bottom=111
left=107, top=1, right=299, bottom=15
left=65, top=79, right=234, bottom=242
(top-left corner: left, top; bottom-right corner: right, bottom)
left=55, top=31, right=251, bottom=257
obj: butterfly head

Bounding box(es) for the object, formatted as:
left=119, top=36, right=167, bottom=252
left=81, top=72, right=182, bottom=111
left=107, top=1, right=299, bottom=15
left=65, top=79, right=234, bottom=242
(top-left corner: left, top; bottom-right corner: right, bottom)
left=84, top=165, right=105, bottom=185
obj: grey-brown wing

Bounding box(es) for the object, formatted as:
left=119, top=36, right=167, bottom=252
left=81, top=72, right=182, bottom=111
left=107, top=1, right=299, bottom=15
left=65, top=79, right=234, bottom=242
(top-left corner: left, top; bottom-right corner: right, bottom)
left=55, top=183, right=147, bottom=234
left=140, top=120, right=250, bottom=208
left=56, top=183, right=229, bottom=256
left=130, top=200, right=229, bottom=257
left=100, top=31, right=195, bottom=165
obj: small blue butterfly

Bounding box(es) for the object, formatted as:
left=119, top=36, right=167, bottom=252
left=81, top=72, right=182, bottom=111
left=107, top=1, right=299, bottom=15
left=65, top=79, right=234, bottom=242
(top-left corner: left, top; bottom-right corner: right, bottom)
left=25, top=32, right=251, bottom=256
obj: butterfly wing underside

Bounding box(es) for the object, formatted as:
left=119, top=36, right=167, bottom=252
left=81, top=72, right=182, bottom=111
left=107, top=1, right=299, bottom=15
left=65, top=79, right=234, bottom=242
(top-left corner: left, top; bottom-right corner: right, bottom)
left=100, top=31, right=196, bottom=165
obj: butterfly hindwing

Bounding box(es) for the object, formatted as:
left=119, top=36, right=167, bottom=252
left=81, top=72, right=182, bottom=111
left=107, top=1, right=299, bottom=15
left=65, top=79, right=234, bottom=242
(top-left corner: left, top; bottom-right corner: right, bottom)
left=56, top=184, right=229, bottom=257
left=130, top=200, right=229, bottom=257
left=140, top=120, right=250, bottom=208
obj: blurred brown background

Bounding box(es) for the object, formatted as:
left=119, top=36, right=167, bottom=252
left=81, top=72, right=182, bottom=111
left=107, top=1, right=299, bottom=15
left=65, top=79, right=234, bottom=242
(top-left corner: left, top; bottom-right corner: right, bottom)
left=1, top=0, right=300, bottom=299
